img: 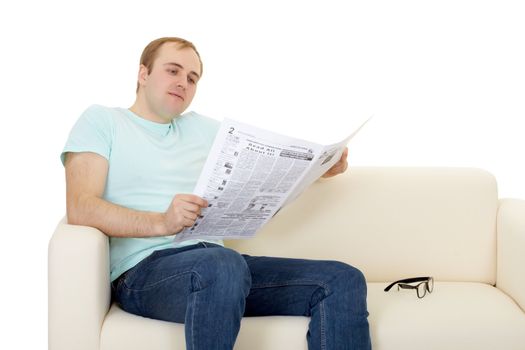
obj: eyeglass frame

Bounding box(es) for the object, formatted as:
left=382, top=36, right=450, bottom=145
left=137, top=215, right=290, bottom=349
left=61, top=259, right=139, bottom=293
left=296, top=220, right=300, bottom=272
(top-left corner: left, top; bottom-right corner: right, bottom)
left=384, top=277, right=434, bottom=298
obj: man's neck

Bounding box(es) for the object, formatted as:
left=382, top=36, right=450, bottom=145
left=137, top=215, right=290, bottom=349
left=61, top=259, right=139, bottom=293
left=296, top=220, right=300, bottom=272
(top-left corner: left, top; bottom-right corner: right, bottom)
left=129, top=96, right=172, bottom=124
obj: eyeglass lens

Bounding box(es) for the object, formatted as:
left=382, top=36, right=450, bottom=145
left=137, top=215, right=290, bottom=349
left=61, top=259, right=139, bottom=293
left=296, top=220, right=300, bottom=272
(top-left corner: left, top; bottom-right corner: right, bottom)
left=416, top=283, right=427, bottom=298
left=417, top=278, right=434, bottom=298
left=427, top=277, right=434, bottom=293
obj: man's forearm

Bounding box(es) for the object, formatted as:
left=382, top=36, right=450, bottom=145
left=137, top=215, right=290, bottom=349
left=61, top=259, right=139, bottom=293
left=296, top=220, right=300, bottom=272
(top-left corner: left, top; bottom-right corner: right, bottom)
left=67, top=195, right=168, bottom=238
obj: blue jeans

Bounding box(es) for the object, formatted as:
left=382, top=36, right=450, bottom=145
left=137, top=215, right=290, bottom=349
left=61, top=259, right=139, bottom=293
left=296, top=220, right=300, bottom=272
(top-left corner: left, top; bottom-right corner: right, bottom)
left=111, top=242, right=371, bottom=350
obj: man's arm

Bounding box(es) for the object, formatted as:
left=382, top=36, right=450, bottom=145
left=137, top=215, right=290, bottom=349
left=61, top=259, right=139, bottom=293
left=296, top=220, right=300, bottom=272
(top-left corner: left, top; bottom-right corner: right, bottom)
left=65, top=152, right=207, bottom=238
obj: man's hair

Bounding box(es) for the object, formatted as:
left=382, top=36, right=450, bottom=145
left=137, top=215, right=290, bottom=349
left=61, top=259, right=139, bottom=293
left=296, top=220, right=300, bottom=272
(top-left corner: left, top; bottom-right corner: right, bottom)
left=136, top=37, right=203, bottom=93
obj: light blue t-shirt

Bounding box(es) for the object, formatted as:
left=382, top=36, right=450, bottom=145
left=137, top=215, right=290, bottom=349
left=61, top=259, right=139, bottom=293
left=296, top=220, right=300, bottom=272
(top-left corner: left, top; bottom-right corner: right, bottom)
left=61, top=104, right=223, bottom=281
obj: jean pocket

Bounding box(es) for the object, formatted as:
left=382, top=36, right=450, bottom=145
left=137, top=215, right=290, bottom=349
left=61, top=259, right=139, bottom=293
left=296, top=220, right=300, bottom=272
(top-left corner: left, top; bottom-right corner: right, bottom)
left=120, top=250, right=162, bottom=288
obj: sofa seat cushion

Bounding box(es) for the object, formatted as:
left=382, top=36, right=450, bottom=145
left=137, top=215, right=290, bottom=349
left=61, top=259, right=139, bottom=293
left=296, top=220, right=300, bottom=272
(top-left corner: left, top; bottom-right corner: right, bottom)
left=368, top=282, right=525, bottom=350
left=101, top=304, right=309, bottom=350
left=101, top=282, right=525, bottom=350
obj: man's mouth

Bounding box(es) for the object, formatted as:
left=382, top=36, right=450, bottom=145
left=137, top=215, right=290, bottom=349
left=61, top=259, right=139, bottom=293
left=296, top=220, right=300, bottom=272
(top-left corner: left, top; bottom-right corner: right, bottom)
left=168, top=92, right=184, bottom=101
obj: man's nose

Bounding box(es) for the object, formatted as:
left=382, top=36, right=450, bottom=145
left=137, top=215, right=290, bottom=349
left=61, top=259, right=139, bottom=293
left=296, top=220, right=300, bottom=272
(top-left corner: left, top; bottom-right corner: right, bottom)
left=176, top=79, right=187, bottom=90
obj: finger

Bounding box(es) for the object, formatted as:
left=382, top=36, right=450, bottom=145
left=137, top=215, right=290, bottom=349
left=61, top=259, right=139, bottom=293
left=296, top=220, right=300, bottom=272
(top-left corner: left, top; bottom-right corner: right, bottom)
left=339, top=148, right=348, bottom=163
left=172, top=203, right=201, bottom=221
left=182, top=201, right=203, bottom=214
left=329, top=160, right=348, bottom=176
left=182, top=210, right=199, bottom=221
left=172, top=198, right=206, bottom=214
left=182, top=217, right=196, bottom=228
left=176, top=194, right=208, bottom=207
left=333, top=159, right=346, bottom=171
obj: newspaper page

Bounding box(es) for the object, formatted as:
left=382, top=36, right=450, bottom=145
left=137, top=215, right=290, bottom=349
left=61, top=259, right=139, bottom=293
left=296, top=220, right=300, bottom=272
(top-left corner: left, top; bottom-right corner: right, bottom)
left=174, top=117, right=371, bottom=242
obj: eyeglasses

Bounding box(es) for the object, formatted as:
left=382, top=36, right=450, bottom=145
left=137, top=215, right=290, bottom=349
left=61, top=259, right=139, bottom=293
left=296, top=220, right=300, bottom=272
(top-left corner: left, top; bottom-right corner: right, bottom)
left=384, top=277, right=434, bottom=299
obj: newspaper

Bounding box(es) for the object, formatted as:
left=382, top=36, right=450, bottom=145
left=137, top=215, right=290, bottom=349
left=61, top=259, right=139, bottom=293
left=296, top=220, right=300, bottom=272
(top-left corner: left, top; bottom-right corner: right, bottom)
left=174, top=117, right=371, bottom=242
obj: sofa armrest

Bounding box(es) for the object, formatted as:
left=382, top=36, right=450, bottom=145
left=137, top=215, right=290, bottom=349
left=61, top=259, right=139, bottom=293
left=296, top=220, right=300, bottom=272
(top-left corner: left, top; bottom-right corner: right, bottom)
left=48, top=219, right=110, bottom=350
left=497, top=199, right=525, bottom=312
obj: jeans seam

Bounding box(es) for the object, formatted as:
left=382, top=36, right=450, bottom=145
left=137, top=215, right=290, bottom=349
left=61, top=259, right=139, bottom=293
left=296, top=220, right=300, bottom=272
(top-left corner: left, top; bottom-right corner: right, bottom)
left=320, top=300, right=326, bottom=350
left=123, top=270, right=204, bottom=292
left=250, top=279, right=331, bottom=294
left=189, top=271, right=204, bottom=350
left=189, top=291, right=197, bottom=350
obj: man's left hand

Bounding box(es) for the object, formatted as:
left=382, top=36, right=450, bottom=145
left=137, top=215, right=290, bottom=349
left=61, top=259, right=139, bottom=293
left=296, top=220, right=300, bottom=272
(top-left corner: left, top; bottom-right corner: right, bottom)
left=321, top=147, right=349, bottom=178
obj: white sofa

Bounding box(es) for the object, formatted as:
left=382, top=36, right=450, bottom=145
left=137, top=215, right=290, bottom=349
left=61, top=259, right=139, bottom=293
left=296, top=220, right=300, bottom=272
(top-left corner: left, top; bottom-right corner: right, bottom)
left=48, top=167, right=525, bottom=350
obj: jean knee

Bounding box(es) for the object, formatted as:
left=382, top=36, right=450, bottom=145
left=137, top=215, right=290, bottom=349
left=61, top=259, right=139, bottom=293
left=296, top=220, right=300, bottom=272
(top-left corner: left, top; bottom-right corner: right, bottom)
left=342, top=263, right=368, bottom=311
left=343, top=263, right=366, bottom=289
left=324, top=261, right=367, bottom=303
left=194, top=247, right=251, bottom=299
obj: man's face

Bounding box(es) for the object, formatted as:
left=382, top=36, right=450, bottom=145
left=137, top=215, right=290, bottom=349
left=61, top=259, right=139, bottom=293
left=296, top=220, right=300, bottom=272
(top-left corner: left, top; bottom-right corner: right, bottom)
left=139, top=42, right=201, bottom=122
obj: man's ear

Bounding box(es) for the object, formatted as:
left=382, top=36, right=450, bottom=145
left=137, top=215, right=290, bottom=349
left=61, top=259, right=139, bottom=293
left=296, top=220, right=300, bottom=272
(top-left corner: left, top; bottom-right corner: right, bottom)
left=137, top=64, right=149, bottom=87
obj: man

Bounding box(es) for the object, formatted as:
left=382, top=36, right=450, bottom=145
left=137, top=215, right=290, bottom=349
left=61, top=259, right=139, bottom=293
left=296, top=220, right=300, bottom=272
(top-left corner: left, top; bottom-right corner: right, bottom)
left=62, top=37, right=371, bottom=350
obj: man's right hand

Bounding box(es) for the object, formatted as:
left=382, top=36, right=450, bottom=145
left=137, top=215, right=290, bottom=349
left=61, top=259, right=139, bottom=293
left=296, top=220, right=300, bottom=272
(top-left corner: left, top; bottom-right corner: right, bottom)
left=162, top=194, right=208, bottom=235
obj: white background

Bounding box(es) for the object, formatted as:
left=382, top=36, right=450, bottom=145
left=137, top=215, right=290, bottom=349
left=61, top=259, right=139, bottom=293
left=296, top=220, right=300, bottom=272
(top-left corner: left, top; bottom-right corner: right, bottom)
left=1, top=0, right=524, bottom=347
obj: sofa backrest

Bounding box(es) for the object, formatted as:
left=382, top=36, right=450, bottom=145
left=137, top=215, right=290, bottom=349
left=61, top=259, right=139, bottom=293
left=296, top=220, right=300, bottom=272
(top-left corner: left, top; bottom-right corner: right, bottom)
left=226, top=167, right=498, bottom=284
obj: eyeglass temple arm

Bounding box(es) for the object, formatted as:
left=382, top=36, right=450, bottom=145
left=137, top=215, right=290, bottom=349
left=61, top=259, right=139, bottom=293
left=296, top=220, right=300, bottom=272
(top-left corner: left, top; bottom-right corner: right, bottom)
left=384, top=277, right=432, bottom=292
left=397, top=283, right=417, bottom=290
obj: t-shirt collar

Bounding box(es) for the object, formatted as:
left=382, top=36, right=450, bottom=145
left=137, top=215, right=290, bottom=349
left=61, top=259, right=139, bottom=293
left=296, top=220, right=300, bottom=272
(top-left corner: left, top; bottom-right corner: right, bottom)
left=124, top=109, right=173, bottom=136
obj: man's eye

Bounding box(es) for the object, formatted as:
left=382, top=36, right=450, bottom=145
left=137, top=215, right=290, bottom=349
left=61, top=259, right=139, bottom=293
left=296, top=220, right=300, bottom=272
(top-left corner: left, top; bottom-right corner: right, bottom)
left=168, top=69, right=178, bottom=75
left=188, top=77, right=196, bottom=84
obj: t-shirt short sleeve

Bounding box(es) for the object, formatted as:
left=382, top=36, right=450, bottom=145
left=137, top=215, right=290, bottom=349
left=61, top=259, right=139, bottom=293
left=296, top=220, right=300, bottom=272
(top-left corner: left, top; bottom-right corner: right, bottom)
left=61, top=104, right=114, bottom=165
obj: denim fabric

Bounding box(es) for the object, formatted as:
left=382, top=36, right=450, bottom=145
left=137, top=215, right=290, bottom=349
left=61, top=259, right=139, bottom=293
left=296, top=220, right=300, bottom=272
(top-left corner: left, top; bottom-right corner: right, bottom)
left=112, top=243, right=371, bottom=350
